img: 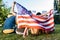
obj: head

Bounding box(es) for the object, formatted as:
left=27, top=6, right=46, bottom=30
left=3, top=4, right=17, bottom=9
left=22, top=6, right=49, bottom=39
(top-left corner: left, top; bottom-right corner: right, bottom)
left=36, top=12, right=41, bottom=15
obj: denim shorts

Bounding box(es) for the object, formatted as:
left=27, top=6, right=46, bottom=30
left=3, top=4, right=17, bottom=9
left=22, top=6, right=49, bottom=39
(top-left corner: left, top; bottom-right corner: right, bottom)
left=3, top=16, right=16, bottom=30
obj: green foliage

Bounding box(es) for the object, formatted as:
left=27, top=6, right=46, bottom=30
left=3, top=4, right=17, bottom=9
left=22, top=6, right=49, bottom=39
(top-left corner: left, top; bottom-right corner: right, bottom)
left=0, top=0, right=11, bottom=24
left=0, top=24, right=60, bottom=40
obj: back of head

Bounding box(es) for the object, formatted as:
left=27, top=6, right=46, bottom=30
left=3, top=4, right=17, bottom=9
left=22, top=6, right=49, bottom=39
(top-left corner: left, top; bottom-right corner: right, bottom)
left=36, top=12, right=41, bottom=15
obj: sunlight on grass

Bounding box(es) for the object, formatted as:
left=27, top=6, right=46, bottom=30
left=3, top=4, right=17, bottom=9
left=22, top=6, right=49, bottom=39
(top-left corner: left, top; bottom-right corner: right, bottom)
left=0, top=24, right=60, bottom=40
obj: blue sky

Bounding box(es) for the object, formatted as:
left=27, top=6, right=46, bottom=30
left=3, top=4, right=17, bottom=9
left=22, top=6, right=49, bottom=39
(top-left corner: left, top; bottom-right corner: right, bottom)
left=3, top=0, right=54, bottom=13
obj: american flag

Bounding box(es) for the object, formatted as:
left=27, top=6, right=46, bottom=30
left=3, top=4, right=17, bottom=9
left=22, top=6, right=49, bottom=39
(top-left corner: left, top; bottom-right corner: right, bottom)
left=32, top=9, right=55, bottom=31
left=15, top=2, right=28, bottom=15
left=15, top=3, right=55, bottom=32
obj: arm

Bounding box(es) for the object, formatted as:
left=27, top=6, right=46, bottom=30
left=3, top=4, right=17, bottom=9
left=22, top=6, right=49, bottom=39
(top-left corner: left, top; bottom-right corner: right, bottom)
left=11, top=1, right=16, bottom=16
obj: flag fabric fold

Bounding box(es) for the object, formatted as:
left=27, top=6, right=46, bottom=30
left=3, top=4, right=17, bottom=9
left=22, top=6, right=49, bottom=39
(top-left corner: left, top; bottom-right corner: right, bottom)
left=15, top=2, right=55, bottom=32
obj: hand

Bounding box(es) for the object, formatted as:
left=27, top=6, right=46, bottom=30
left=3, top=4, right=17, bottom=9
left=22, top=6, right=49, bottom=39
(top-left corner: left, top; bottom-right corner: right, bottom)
left=14, top=1, right=16, bottom=4
left=12, top=1, right=16, bottom=6
left=11, top=1, right=16, bottom=15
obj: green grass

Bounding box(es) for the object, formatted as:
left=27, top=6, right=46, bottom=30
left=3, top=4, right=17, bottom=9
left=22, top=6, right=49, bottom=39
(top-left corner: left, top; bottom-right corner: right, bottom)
left=0, top=24, right=60, bottom=40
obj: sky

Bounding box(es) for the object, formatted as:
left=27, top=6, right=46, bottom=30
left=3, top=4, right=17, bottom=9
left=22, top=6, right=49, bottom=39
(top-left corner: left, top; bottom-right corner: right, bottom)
left=3, top=0, right=54, bottom=13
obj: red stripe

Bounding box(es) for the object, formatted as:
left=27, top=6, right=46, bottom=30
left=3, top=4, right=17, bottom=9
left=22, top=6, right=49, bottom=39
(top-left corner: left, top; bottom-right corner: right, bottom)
left=42, top=22, right=54, bottom=27
left=18, top=16, right=31, bottom=19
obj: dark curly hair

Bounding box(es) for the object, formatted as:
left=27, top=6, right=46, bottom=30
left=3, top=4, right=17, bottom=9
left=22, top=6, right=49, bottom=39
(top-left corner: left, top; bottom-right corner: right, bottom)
left=36, top=12, right=41, bottom=15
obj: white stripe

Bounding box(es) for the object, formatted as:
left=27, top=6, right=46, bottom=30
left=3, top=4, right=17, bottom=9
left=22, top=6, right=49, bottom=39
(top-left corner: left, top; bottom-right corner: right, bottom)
left=18, top=23, right=39, bottom=26
left=40, top=18, right=54, bottom=25
left=39, top=24, right=54, bottom=29
left=17, top=18, right=35, bottom=21
left=47, top=14, right=53, bottom=20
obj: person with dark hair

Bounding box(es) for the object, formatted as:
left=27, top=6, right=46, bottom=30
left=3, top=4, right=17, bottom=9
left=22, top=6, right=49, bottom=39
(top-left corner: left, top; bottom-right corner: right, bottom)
left=36, top=12, right=41, bottom=15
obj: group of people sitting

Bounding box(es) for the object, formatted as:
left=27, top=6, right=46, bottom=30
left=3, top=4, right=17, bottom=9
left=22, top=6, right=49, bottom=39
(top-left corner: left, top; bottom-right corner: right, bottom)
left=2, top=2, right=54, bottom=38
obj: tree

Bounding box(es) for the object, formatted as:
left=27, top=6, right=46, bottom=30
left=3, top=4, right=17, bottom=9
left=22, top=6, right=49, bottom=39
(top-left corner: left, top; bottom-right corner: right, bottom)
left=54, top=0, right=60, bottom=24
left=54, top=0, right=58, bottom=10
left=0, top=0, right=11, bottom=24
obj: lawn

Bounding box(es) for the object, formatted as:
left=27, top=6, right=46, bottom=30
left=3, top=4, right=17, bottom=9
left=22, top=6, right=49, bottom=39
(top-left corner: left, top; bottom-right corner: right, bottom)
left=0, top=24, right=60, bottom=40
